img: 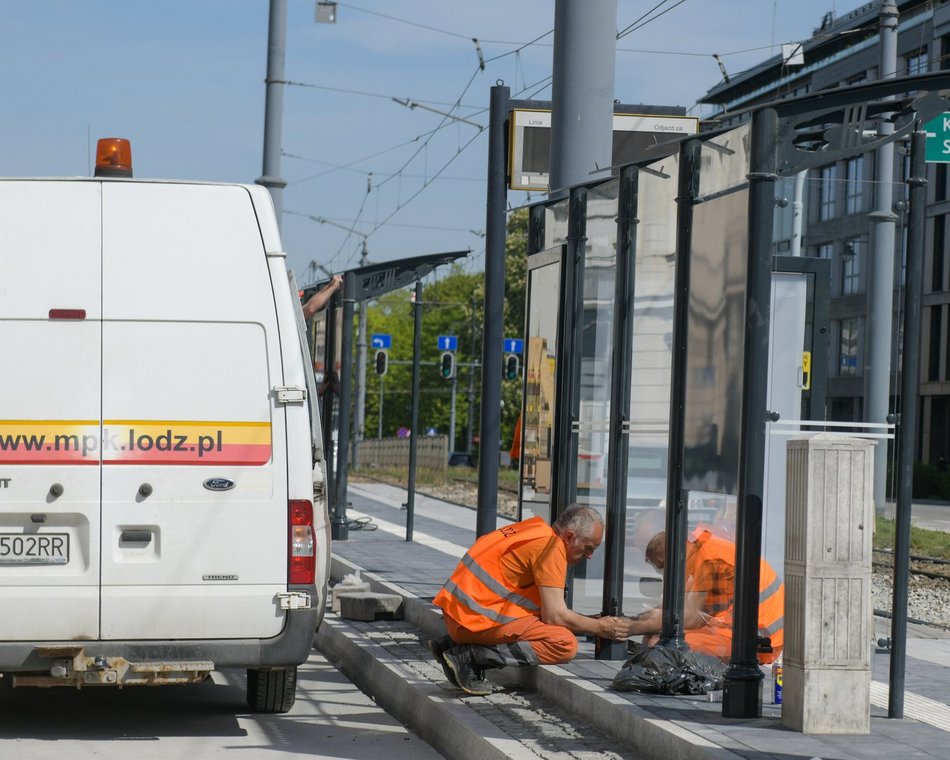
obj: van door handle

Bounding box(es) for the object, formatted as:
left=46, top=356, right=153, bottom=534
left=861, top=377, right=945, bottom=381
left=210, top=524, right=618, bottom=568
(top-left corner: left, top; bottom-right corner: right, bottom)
left=120, top=529, right=152, bottom=545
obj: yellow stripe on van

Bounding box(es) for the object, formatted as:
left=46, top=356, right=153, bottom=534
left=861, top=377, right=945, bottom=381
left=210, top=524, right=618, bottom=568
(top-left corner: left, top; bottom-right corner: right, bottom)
left=0, top=420, right=272, bottom=466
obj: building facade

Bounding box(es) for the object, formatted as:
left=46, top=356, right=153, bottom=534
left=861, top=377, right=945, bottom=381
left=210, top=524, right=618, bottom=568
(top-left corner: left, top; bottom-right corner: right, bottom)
left=700, top=0, right=950, bottom=466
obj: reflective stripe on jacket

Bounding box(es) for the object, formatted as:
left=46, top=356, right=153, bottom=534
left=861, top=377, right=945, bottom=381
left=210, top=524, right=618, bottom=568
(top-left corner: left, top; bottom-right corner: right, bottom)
left=434, top=516, right=559, bottom=632
left=687, top=528, right=784, bottom=655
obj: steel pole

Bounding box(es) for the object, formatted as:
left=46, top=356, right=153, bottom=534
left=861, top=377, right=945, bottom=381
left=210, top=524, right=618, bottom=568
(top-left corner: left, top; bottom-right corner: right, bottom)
left=865, top=1, right=899, bottom=515
left=476, top=84, right=509, bottom=537
left=406, top=281, right=423, bottom=542
left=257, top=0, right=288, bottom=225
left=889, top=125, right=926, bottom=719
left=449, top=374, right=457, bottom=453
left=353, top=243, right=369, bottom=470
left=549, top=0, right=617, bottom=193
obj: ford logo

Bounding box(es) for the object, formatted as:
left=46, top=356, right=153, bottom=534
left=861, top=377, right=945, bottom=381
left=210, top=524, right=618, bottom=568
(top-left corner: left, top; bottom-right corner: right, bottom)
left=203, top=478, right=235, bottom=492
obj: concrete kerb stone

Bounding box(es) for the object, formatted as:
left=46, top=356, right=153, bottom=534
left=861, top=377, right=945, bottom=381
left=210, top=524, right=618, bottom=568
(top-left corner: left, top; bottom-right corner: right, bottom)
left=330, top=582, right=371, bottom=613
left=530, top=664, right=743, bottom=760
left=328, top=552, right=744, bottom=760
left=315, top=615, right=541, bottom=760
left=338, top=591, right=403, bottom=621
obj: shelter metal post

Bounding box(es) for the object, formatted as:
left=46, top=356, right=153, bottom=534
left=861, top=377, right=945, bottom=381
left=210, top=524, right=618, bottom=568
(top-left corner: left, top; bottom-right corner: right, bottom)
left=658, top=138, right=701, bottom=651
left=889, top=125, right=927, bottom=718
left=722, top=107, right=778, bottom=719
left=322, top=295, right=339, bottom=534
left=597, top=166, right=638, bottom=660
left=331, top=273, right=355, bottom=541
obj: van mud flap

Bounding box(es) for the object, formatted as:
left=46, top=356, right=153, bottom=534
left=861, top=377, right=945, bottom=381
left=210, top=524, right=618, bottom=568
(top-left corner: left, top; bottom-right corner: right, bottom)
left=13, top=646, right=213, bottom=687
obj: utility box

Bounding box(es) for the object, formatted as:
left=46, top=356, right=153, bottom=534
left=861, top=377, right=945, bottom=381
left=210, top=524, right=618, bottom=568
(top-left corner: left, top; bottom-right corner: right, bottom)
left=782, top=435, right=874, bottom=734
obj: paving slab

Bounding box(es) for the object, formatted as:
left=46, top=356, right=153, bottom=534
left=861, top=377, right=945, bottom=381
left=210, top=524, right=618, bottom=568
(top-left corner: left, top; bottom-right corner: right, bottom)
left=321, top=482, right=950, bottom=760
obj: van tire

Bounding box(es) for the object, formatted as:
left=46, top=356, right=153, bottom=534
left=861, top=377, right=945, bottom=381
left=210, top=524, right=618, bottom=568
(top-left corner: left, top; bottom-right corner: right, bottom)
left=246, top=666, right=298, bottom=713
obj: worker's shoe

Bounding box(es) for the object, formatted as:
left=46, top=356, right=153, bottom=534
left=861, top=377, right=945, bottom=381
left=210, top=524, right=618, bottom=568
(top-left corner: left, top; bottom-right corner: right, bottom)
left=441, top=645, right=493, bottom=696
left=428, top=635, right=459, bottom=687
left=469, top=641, right=538, bottom=669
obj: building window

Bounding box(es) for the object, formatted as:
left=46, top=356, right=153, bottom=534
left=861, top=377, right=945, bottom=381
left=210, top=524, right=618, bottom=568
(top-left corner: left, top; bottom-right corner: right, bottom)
left=842, top=239, right=862, bottom=295
left=818, top=164, right=837, bottom=221
left=817, top=243, right=833, bottom=260
left=934, top=214, right=946, bottom=293
left=937, top=163, right=949, bottom=202
left=906, top=48, right=929, bottom=75
left=846, top=156, right=866, bottom=214
left=845, top=71, right=867, bottom=86
left=839, top=318, right=861, bottom=376
left=942, top=35, right=950, bottom=70
left=930, top=305, right=943, bottom=382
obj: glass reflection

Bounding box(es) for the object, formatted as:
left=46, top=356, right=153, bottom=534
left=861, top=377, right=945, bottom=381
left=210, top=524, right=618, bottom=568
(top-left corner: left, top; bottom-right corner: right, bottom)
left=570, top=180, right=619, bottom=614
left=521, top=249, right=562, bottom=524
left=698, top=123, right=751, bottom=198
left=624, top=156, right=678, bottom=615
left=543, top=199, right=569, bottom=250
left=683, top=188, right=749, bottom=519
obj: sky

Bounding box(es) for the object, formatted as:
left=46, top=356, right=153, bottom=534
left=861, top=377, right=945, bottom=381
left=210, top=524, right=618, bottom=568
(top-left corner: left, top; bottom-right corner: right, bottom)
left=0, top=0, right=851, bottom=285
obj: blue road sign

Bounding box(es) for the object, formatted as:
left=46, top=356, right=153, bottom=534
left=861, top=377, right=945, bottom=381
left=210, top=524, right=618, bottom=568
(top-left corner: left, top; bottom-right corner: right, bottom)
left=371, top=334, right=392, bottom=349
left=503, top=338, right=524, bottom=354
left=438, top=335, right=458, bottom=351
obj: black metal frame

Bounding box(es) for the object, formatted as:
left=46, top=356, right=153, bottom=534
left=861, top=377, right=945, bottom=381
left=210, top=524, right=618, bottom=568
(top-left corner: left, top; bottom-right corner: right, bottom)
left=302, top=250, right=468, bottom=541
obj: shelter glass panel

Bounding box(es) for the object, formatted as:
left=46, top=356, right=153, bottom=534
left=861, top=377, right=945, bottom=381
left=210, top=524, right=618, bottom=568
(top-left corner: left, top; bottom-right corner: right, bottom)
left=543, top=199, right=570, bottom=250
left=624, top=154, right=678, bottom=613
left=520, top=247, right=563, bottom=523
left=570, top=179, right=619, bottom=614
left=683, top=125, right=750, bottom=537
left=698, top=123, right=750, bottom=199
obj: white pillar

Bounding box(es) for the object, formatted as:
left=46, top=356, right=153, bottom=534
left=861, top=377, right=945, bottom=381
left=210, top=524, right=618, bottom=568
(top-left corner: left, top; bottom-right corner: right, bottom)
left=783, top=434, right=874, bottom=734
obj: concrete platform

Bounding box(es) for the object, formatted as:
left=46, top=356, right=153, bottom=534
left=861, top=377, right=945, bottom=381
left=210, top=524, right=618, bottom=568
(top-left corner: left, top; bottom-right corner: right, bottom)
left=315, top=481, right=950, bottom=760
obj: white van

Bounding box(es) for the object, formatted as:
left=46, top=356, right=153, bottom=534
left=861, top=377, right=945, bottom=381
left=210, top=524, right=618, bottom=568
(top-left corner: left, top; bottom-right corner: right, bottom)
left=0, top=139, right=330, bottom=713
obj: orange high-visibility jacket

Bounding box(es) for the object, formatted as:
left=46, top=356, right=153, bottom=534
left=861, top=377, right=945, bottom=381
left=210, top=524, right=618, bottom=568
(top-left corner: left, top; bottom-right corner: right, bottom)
left=687, top=528, right=784, bottom=660
left=434, top=516, right=559, bottom=632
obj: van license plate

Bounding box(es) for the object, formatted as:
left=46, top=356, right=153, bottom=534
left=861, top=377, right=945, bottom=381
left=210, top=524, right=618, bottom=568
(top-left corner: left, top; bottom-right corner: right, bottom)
left=0, top=534, right=69, bottom=564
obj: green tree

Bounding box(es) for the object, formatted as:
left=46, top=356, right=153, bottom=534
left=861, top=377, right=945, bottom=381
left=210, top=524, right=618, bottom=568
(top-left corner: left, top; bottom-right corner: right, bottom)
left=358, top=209, right=529, bottom=460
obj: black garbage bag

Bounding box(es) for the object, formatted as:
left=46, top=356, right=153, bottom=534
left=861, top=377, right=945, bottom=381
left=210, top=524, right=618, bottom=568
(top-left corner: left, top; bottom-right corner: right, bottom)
left=610, top=642, right=726, bottom=695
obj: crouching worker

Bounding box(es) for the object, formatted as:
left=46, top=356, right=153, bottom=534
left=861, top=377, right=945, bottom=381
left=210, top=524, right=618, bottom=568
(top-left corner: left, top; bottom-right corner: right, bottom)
left=431, top=506, right=630, bottom=695
left=622, top=521, right=784, bottom=664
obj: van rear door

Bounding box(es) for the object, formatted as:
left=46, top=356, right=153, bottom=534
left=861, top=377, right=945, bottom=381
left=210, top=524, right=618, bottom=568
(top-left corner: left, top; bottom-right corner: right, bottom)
left=99, top=182, right=287, bottom=640
left=0, top=181, right=103, bottom=640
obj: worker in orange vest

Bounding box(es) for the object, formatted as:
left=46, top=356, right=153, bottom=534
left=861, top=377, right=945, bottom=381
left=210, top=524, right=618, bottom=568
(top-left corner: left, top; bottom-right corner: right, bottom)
left=431, top=506, right=629, bottom=695
left=623, top=513, right=784, bottom=663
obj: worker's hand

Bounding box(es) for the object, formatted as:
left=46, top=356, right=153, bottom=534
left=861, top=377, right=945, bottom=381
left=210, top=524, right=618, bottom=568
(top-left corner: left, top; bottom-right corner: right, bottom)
left=322, top=274, right=343, bottom=293
left=594, top=616, right=629, bottom=642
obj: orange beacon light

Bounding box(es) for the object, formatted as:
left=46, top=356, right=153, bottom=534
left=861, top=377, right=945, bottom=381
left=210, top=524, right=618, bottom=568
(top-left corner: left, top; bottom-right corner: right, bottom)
left=94, top=138, right=133, bottom=178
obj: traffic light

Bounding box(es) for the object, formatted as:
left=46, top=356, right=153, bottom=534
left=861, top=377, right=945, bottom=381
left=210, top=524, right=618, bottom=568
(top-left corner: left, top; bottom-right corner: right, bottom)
left=374, top=349, right=388, bottom=377
left=439, top=351, right=456, bottom=380
left=504, top=353, right=520, bottom=381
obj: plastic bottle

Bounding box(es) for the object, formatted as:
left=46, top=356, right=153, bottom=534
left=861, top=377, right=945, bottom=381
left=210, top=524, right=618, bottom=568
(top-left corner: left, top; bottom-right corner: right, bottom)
left=773, top=656, right=783, bottom=705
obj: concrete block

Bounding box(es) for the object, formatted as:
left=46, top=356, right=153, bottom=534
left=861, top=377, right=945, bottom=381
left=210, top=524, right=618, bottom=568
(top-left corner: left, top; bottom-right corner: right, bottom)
left=784, top=434, right=873, bottom=734
left=331, top=582, right=371, bottom=613
left=339, top=592, right=403, bottom=621
left=782, top=664, right=870, bottom=734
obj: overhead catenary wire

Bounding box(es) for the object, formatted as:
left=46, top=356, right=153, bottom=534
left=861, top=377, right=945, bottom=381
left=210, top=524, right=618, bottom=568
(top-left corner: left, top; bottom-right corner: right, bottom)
left=293, top=1, right=719, bottom=266
left=617, top=0, right=690, bottom=40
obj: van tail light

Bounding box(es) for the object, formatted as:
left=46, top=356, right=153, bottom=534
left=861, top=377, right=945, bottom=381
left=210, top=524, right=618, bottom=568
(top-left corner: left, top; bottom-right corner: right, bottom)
left=289, top=499, right=315, bottom=585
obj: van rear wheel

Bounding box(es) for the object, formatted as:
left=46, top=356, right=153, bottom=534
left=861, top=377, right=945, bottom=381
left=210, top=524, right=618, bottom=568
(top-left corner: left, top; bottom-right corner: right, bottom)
left=247, top=666, right=298, bottom=713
